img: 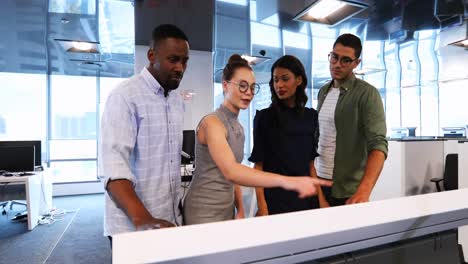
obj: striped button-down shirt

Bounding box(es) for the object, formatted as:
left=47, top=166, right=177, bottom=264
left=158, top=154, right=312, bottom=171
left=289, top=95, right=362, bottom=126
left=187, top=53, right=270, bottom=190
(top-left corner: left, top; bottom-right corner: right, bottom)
left=100, top=67, right=184, bottom=236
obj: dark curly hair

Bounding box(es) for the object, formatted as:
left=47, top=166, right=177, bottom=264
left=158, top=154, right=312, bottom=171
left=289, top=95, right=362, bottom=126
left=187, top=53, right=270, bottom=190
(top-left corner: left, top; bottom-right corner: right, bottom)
left=269, top=55, right=308, bottom=114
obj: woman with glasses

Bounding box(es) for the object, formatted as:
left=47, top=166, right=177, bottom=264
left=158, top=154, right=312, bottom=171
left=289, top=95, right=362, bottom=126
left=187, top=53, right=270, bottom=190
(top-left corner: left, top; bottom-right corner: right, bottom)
left=249, top=55, right=326, bottom=216
left=183, top=54, right=331, bottom=225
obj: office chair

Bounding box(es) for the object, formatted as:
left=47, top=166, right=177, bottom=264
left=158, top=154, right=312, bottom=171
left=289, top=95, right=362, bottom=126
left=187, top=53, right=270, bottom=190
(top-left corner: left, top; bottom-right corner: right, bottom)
left=1, top=201, right=9, bottom=214
left=9, top=200, right=26, bottom=210
left=431, top=153, right=458, bottom=192
left=1, top=200, right=27, bottom=214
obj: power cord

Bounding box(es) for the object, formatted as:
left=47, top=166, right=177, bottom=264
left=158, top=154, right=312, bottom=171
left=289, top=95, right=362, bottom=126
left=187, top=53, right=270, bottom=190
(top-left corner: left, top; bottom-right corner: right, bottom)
left=38, top=207, right=79, bottom=225
left=181, top=165, right=193, bottom=199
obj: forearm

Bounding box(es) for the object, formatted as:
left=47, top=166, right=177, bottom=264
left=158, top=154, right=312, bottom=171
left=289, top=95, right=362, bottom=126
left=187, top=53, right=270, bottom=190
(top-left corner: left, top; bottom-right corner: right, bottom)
left=357, top=150, right=386, bottom=194
left=253, top=163, right=268, bottom=213
left=106, top=179, right=152, bottom=225
left=224, top=162, right=285, bottom=188
left=310, top=161, right=329, bottom=206
left=234, top=184, right=244, bottom=212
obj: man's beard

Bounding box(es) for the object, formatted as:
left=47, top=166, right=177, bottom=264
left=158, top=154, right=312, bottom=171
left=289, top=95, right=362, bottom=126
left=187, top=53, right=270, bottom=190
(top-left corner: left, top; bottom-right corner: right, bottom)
left=162, top=79, right=181, bottom=97
left=165, top=79, right=181, bottom=91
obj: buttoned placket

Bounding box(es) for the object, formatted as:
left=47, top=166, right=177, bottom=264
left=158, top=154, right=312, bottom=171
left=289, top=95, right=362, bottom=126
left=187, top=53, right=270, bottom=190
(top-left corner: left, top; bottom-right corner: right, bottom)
left=165, top=96, right=179, bottom=223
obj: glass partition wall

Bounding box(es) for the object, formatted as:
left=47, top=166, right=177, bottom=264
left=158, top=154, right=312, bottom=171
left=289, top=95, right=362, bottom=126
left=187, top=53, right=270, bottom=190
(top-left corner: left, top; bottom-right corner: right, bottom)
left=213, top=0, right=467, bottom=218
left=214, top=0, right=461, bottom=156
left=0, top=0, right=134, bottom=184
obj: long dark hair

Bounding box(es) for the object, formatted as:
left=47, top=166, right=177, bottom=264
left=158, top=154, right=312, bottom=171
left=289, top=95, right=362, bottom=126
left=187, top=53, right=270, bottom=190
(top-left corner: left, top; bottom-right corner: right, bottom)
left=269, top=55, right=308, bottom=114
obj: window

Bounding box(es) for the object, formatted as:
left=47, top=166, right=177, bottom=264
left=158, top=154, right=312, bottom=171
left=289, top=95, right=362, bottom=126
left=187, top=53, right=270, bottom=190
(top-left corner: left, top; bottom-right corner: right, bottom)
left=218, top=0, right=247, bottom=6
left=48, top=0, right=96, bottom=15
left=0, top=72, right=46, bottom=142
left=311, top=35, right=336, bottom=107
left=251, top=22, right=281, bottom=48
left=439, top=80, right=468, bottom=129
left=49, top=75, right=97, bottom=182
left=48, top=160, right=97, bottom=183
left=99, top=0, right=135, bottom=54
left=361, top=41, right=385, bottom=89
left=399, top=41, right=420, bottom=134
left=417, top=30, right=439, bottom=136
left=384, top=42, right=401, bottom=134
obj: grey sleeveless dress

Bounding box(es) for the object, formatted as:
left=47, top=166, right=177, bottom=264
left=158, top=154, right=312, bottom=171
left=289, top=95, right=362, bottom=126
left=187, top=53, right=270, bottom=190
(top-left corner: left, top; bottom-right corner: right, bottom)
left=183, top=104, right=245, bottom=225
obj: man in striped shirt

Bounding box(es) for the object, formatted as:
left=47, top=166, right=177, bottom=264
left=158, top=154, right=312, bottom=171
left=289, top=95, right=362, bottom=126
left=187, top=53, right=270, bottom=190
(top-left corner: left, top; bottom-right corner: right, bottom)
left=315, top=34, right=388, bottom=207
left=100, top=24, right=190, bottom=242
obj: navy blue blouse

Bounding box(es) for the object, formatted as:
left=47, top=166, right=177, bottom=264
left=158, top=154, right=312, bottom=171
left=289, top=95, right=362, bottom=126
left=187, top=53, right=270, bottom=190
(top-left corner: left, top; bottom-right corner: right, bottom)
left=248, top=106, right=320, bottom=214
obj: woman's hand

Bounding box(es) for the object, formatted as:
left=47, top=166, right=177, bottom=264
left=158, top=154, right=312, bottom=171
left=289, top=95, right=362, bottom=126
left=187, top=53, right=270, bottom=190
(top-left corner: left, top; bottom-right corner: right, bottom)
left=282, top=177, right=333, bottom=198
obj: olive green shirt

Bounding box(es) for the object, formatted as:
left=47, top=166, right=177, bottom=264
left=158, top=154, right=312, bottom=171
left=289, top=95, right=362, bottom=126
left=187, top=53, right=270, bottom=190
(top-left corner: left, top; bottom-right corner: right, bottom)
left=317, top=74, right=388, bottom=198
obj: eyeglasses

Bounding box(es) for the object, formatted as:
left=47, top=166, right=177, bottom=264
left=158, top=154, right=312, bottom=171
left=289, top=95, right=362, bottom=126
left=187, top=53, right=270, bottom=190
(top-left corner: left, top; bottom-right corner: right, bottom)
left=227, top=80, right=260, bottom=95
left=328, top=52, right=358, bottom=66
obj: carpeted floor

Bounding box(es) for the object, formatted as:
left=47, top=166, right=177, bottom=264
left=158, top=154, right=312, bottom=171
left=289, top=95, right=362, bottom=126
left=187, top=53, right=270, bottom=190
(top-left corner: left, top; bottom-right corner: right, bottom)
left=0, top=194, right=111, bottom=264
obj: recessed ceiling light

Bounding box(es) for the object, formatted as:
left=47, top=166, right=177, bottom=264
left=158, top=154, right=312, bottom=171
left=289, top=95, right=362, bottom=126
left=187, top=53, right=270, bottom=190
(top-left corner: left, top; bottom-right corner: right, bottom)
left=293, top=0, right=368, bottom=27
left=241, top=54, right=271, bottom=66
left=55, top=39, right=100, bottom=53
left=72, top=41, right=93, bottom=51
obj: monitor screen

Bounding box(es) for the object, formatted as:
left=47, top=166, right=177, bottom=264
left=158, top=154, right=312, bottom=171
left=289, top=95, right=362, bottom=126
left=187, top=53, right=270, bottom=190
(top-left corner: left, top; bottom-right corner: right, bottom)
left=0, top=145, right=35, bottom=172
left=0, top=141, right=41, bottom=166
left=182, top=130, right=195, bottom=165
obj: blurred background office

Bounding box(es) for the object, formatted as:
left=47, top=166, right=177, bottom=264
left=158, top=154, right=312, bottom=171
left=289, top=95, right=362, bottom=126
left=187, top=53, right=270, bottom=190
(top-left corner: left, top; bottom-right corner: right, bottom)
left=1, top=0, right=467, bottom=190
left=0, top=0, right=467, bottom=262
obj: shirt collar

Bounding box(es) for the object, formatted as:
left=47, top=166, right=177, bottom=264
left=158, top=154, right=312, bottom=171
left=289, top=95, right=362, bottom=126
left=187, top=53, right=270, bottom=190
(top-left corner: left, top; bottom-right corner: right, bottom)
left=324, top=73, right=357, bottom=94
left=141, top=67, right=164, bottom=95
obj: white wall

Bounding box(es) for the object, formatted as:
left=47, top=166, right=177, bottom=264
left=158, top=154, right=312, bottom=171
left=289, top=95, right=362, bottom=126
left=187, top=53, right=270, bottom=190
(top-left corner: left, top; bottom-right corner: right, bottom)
left=135, top=46, right=214, bottom=130
left=372, top=140, right=444, bottom=201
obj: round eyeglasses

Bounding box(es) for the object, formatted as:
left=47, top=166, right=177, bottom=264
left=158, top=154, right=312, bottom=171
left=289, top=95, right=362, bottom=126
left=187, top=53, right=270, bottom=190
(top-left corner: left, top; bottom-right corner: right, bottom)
left=328, top=52, right=358, bottom=66
left=227, top=80, right=260, bottom=95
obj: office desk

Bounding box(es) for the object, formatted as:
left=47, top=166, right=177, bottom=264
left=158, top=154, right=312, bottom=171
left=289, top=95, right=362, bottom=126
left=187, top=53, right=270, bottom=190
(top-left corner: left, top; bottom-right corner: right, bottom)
left=0, top=171, right=52, bottom=230
left=113, top=189, right=468, bottom=263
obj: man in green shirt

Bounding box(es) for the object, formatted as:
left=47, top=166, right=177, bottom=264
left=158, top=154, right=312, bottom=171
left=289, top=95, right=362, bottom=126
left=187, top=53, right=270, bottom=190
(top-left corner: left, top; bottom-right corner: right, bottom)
left=315, top=34, right=388, bottom=207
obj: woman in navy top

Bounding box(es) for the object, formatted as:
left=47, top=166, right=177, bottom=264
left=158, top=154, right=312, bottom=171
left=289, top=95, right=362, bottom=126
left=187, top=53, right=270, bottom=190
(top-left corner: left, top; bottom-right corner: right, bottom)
left=249, top=55, right=324, bottom=215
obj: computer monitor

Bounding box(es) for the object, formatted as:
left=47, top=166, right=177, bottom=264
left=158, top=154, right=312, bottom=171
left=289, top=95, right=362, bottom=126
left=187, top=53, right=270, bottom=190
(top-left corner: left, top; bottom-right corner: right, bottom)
left=181, top=130, right=195, bottom=165
left=0, top=140, right=41, bottom=166
left=0, top=145, right=35, bottom=172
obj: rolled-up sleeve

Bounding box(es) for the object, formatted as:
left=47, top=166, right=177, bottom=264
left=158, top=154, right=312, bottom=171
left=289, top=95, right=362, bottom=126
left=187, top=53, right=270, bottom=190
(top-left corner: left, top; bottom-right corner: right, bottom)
left=361, top=86, right=388, bottom=158
left=100, top=93, right=137, bottom=187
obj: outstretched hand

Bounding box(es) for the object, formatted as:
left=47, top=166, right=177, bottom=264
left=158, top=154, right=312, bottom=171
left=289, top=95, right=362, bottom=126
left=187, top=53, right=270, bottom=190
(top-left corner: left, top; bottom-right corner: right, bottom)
left=284, top=177, right=333, bottom=198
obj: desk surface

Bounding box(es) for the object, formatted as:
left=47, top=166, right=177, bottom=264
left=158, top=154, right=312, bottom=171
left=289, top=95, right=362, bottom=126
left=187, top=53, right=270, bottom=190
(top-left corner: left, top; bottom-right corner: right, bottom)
left=114, top=189, right=468, bottom=264
left=0, top=172, right=40, bottom=183
left=0, top=171, right=51, bottom=230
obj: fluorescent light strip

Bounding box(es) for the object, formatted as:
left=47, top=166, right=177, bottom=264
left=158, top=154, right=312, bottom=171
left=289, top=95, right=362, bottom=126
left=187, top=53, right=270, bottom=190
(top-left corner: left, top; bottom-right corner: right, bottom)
left=241, top=55, right=256, bottom=64
left=308, top=0, right=346, bottom=19
left=241, top=55, right=271, bottom=66
left=72, top=41, right=93, bottom=51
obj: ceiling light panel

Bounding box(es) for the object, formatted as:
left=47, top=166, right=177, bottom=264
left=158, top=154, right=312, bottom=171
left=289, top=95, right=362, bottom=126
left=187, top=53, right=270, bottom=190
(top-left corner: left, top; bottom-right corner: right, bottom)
left=294, top=0, right=368, bottom=27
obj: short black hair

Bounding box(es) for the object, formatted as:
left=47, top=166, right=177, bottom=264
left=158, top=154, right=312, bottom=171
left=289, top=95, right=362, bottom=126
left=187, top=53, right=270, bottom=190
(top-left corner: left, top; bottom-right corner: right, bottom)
left=333, top=33, right=362, bottom=59
left=151, top=24, right=189, bottom=49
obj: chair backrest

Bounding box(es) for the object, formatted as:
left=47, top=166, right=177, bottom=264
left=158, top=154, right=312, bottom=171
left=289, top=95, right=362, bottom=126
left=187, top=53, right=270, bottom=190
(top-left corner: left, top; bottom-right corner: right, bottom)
left=444, top=153, right=458, bottom=191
